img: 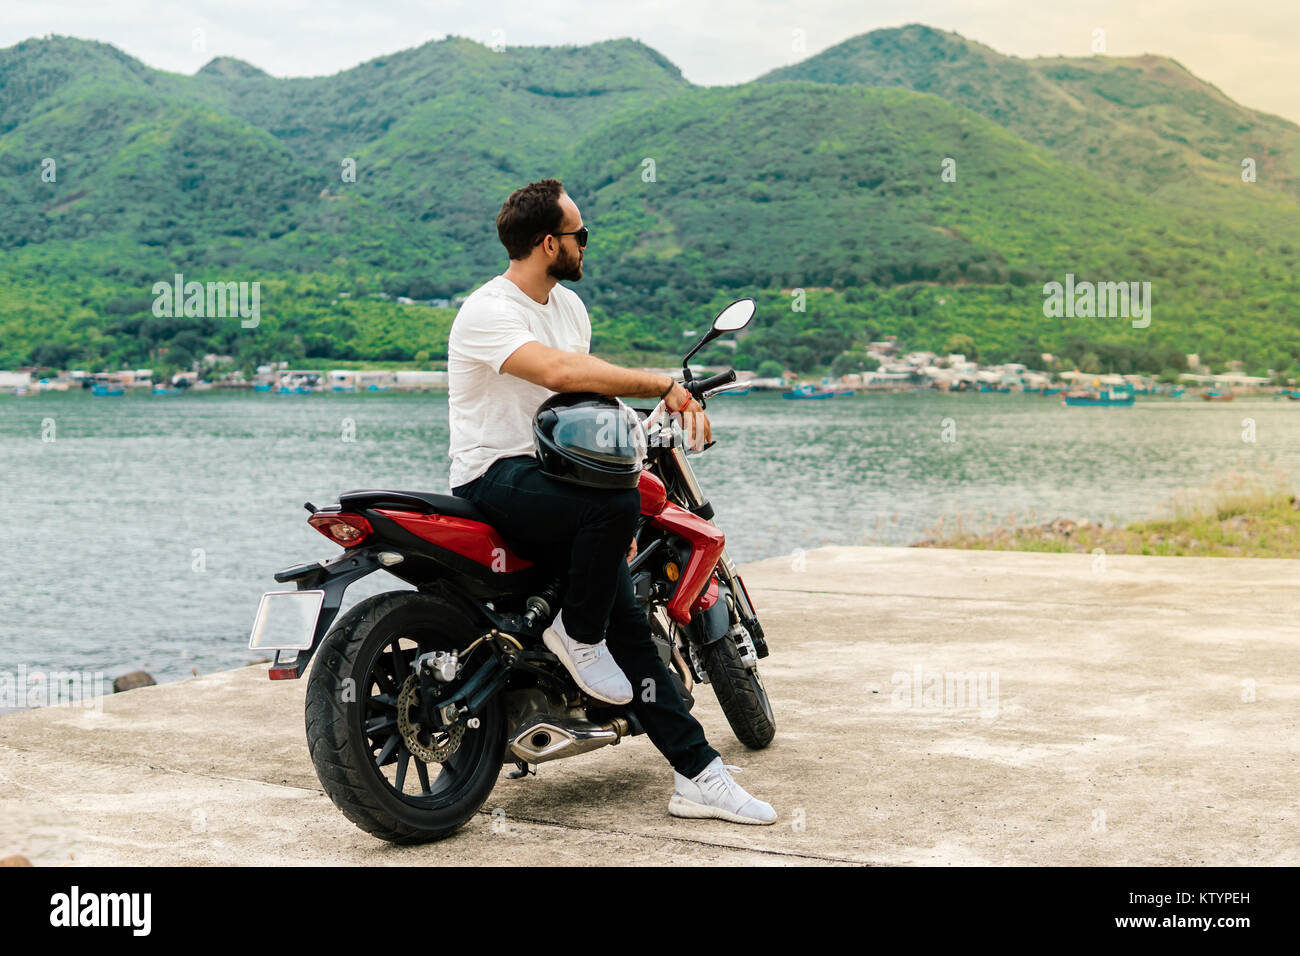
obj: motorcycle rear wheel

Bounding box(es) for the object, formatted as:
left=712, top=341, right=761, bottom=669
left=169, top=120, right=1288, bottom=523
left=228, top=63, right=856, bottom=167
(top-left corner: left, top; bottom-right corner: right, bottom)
left=304, top=590, right=504, bottom=844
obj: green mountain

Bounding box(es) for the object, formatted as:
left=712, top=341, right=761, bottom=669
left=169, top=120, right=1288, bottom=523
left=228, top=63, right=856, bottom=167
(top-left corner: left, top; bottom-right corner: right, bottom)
left=0, top=27, right=1297, bottom=379
left=566, top=81, right=1296, bottom=374
left=0, top=35, right=687, bottom=274
left=760, top=24, right=1300, bottom=208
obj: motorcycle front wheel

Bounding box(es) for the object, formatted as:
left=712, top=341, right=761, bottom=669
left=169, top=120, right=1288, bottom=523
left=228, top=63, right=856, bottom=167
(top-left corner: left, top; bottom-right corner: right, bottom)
left=702, top=632, right=776, bottom=749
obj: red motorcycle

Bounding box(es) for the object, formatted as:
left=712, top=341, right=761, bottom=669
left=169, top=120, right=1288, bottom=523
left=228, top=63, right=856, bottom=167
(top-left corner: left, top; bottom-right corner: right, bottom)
left=248, top=298, right=773, bottom=843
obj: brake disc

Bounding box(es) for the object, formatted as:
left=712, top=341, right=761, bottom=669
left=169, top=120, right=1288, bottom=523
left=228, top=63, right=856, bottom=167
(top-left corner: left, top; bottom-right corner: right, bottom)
left=397, top=674, right=463, bottom=763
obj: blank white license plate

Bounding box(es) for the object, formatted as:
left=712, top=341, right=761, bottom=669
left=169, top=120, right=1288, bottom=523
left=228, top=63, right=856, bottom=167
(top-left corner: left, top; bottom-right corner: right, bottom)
left=248, top=590, right=325, bottom=650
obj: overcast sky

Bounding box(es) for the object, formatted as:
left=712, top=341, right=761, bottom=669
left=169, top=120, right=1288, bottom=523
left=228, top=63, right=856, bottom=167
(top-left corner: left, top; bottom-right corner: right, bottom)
left=6, top=1, right=1299, bottom=124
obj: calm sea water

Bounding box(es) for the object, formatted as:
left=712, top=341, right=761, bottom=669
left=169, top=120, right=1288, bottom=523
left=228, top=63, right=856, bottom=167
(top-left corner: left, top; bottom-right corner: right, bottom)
left=2, top=389, right=1297, bottom=686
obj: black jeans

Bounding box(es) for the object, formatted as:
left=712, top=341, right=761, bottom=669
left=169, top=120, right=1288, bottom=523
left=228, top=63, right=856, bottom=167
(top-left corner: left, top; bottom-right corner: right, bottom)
left=453, top=454, right=719, bottom=778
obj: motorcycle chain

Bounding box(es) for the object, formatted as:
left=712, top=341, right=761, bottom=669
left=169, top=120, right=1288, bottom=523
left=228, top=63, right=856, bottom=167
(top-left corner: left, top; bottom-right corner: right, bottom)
left=397, top=674, right=463, bottom=764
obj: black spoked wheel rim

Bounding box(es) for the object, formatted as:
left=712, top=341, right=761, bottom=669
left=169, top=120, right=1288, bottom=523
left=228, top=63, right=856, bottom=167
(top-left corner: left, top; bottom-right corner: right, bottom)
left=358, top=631, right=488, bottom=810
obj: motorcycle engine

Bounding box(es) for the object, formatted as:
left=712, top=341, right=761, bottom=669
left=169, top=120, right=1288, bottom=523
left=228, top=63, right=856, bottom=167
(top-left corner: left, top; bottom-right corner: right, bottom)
left=503, top=687, right=570, bottom=736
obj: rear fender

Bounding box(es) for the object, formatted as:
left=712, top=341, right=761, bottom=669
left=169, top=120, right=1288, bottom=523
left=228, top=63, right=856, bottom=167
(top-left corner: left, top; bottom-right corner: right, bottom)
left=265, top=549, right=386, bottom=679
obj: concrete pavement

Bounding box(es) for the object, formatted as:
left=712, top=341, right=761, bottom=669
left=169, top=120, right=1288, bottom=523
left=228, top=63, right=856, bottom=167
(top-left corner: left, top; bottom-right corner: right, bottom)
left=2, top=546, right=1297, bottom=865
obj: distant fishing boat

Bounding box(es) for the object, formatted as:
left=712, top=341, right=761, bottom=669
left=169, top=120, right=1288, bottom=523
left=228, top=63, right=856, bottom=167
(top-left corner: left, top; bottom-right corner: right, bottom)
left=1170, top=387, right=1186, bottom=398
left=331, top=385, right=357, bottom=392
left=832, top=389, right=856, bottom=397
left=1064, top=388, right=1134, bottom=407
left=91, top=384, right=124, bottom=396
left=367, top=384, right=389, bottom=392
left=1040, top=386, right=1064, bottom=397
left=782, top=384, right=832, bottom=400
left=252, top=383, right=272, bottom=392
left=151, top=386, right=182, bottom=396
left=1202, top=390, right=1234, bottom=402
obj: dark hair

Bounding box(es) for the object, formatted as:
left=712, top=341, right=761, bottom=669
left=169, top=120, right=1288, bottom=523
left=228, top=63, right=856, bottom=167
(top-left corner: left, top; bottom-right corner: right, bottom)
left=496, top=178, right=566, bottom=259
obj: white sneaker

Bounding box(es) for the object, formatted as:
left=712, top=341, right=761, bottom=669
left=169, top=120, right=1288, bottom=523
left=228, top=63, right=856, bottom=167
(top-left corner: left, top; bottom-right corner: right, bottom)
left=542, top=611, right=633, bottom=705
left=668, top=756, right=777, bottom=825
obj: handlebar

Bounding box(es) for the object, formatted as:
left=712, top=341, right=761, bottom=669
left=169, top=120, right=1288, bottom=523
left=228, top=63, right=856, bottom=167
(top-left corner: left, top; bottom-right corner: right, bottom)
left=637, top=368, right=733, bottom=455
left=687, top=369, right=736, bottom=400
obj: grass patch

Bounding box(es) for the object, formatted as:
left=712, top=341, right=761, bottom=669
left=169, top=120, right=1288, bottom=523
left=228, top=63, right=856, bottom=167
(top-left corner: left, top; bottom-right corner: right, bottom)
left=914, top=469, right=1300, bottom=558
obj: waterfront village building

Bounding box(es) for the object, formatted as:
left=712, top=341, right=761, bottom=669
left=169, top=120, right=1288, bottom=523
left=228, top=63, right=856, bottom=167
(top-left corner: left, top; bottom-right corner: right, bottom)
left=325, top=369, right=449, bottom=390
left=395, top=370, right=447, bottom=388
left=1179, top=371, right=1272, bottom=389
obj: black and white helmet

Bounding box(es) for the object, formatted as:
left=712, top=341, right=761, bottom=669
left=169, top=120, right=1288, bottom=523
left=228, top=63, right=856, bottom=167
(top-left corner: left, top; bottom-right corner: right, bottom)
left=532, top=392, right=646, bottom=489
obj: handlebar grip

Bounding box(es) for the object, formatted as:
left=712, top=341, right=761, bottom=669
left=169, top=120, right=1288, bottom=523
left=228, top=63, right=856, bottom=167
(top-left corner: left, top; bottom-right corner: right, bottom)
left=688, top=369, right=736, bottom=398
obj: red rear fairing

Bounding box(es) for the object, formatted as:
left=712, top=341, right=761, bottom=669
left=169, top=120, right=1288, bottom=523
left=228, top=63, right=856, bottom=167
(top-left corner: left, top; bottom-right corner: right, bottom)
left=374, top=509, right=534, bottom=573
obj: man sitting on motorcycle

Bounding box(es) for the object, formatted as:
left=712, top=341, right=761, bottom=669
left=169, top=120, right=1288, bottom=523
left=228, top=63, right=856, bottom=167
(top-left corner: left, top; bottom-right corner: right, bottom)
left=447, top=178, right=776, bottom=825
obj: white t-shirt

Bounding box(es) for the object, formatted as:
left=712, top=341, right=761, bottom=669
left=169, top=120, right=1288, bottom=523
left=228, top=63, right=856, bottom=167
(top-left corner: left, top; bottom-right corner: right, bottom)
left=447, top=274, right=591, bottom=488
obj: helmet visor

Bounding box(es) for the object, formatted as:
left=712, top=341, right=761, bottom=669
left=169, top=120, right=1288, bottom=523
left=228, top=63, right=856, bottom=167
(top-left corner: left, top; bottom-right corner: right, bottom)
left=551, top=401, right=646, bottom=465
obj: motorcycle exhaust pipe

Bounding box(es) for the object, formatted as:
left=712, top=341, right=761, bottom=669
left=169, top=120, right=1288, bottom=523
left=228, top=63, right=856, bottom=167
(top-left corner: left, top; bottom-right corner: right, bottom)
left=508, top=714, right=630, bottom=764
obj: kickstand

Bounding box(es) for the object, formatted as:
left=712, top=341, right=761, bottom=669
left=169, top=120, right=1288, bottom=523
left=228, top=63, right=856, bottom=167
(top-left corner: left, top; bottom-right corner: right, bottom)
left=506, top=760, right=535, bottom=779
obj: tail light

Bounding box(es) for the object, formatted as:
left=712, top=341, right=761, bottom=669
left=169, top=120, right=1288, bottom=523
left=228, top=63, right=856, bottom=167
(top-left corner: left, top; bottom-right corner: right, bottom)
left=308, top=511, right=373, bottom=547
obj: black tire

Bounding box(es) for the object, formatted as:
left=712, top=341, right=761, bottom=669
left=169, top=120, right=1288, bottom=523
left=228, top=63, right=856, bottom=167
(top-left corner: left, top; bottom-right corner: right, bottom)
left=304, top=590, right=504, bottom=844
left=702, top=633, right=776, bottom=750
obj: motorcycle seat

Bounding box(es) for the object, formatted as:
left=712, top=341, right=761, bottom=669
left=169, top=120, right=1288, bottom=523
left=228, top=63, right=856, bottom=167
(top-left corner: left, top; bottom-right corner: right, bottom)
left=338, top=489, right=491, bottom=524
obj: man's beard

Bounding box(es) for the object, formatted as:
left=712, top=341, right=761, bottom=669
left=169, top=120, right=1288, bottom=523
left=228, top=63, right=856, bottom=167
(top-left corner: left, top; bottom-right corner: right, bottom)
left=548, top=246, right=583, bottom=282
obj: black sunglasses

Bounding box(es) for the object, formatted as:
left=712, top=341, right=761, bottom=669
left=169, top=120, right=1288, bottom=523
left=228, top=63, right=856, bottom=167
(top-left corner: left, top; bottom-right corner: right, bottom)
left=534, top=225, right=588, bottom=249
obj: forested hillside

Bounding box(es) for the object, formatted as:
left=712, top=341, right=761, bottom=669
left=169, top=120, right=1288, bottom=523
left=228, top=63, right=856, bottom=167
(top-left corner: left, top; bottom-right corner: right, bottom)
left=1, top=26, right=1297, bottom=379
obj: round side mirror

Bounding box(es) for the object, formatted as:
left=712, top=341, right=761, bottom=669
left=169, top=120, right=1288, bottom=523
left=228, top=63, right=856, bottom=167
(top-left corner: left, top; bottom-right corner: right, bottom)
left=712, top=298, right=755, bottom=332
